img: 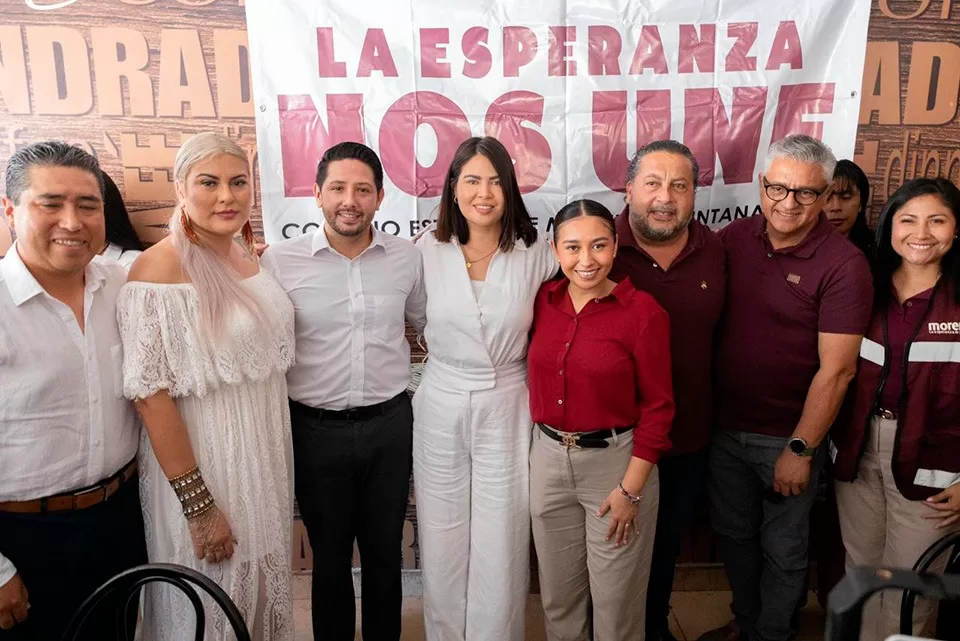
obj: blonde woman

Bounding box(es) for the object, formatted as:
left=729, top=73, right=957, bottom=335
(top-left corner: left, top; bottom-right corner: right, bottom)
left=117, top=132, right=295, bottom=640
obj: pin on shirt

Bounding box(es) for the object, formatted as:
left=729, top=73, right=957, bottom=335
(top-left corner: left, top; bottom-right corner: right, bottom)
left=787, top=273, right=802, bottom=285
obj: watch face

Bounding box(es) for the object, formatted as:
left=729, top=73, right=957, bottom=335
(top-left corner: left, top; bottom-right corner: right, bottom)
left=789, top=439, right=806, bottom=455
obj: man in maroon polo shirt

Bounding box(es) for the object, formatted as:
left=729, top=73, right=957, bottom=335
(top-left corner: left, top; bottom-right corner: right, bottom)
left=610, top=139, right=726, bottom=641
left=699, top=135, right=872, bottom=641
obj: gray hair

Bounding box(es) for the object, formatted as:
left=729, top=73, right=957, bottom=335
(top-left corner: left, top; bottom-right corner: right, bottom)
left=4, top=141, right=104, bottom=205
left=626, top=139, right=701, bottom=189
left=764, top=134, right=837, bottom=184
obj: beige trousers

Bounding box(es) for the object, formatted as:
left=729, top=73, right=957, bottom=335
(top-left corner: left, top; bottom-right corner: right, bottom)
left=530, top=426, right=660, bottom=641
left=834, top=416, right=960, bottom=641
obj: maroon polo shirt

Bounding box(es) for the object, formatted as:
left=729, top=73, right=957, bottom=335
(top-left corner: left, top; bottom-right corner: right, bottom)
left=879, top=287, right=934, bottom=410
left=528, top=278, right=675, bottom=462
left=714, top=213, right=873, bottom=437
left=610, top=211, right=726, bottom=456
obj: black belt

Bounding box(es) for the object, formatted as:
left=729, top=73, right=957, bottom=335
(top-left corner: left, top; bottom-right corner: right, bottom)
left=537, top=423, right=633, bottom=449
left=874, top=407, right=898, bottom=420
left=290, top=392, right=406, bottom=423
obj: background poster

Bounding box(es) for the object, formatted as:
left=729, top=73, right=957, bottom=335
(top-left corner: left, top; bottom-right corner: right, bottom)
left=1, top=0, right=959, bottom=569
left=245, top=0, right=871, bottom=242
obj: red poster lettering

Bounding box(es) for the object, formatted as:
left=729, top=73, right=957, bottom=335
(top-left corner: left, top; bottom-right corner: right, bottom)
left=772, top=83, right=835, bottom=142
left=278, top=93, right=364, bottom=197
left=592, top=89, right=671, bottom=191
left=357, top=28, right=399, bottom=77
left=503, top=26, right=538, bottom=77
left=678, top=24, right=716, bottom=74
left=766, top=21, right=803, bottom=70
left=587, top=25, right=622, bottom=76
left=684, top=87, right=767, bottom=186
left=462, top=27, right=492, bottom=79
left=484, top=91, right=551, bottom=194
left=629, top=25, right=669, bottom=75
left=379, top=91, right=472, bottom=197
left=420, top=28, right=451, bottom=78
left=726, top=23, right=758, bottom=72
left=549, top=26, right=576, bottom=77
left=316, top=27, right=346, bottom=78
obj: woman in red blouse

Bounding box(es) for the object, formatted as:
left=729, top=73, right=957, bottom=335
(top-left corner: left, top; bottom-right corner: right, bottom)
left=527, top=199, right=675, bottom=641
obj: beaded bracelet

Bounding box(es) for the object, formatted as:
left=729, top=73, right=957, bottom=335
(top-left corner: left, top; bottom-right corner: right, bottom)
left=618, top=483, right=643, bottom=505
left=169, top=467, right=216, bottom=519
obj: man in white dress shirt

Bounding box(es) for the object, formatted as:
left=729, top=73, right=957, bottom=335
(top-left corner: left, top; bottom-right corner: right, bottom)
left=0, top=142, right=147, bottom=640
left=261, top=142, right=427, bottom=641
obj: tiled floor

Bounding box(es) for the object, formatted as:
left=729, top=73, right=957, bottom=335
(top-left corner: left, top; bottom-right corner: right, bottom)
left=291, top=577, right=827, bottom=640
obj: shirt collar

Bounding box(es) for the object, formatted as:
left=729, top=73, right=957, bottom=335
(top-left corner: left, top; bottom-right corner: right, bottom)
left=544, top=274, right=635, bottom=308
left=754, top=212, right=833, bottom=259
left=1, top=242, right=107, bottom=307
left=311, top=224, right=387, bottom=256
left=101, top=243, right=123, bottom=262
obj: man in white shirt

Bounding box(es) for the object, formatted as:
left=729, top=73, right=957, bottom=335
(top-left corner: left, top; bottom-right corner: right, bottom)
left=0, top=142, right=147, bottom=640
left=261, top=142, right=426, bottom=641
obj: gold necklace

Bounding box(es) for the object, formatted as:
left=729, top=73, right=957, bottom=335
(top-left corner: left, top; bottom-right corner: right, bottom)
left=464, top=247, right=497, bottom=269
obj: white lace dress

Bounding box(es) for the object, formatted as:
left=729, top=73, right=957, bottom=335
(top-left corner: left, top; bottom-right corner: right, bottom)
left=117, top=271, right=296, bottom=641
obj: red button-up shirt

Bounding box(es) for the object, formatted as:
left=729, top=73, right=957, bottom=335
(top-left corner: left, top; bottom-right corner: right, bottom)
left=527, top=277, right=675, bottom=462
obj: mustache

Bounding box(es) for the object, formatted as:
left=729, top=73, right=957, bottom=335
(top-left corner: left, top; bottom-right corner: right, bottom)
left=647, top=206, right=677, bottom=214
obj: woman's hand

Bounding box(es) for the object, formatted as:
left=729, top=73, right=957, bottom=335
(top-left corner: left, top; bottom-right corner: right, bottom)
left=597, top=488, right=638, bottom=547
left=924, top=484, right=960, bottom=529
left=188, top=506, right=237, bottom=563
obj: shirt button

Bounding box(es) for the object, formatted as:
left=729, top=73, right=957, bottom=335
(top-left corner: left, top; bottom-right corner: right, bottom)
left=906, top=302, right=913, bottom=307
left=767, top=252, right=773, bottom=258
left=593, top=298, right=600, bottom=303
left=652, top=263, right=659, bottom=268
left=557, top=399, right=563, bottom=405
left=565, top=342, right=570, bottom=348
left=559, top=370, right=564, bottom=376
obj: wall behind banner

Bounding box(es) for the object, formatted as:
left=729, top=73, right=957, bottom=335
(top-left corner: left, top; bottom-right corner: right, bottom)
left=1, top=0, right=959, bottom=570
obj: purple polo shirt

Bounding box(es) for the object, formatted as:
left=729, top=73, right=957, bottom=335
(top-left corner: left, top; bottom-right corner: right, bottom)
left=610, top=211, right=726, bottom=455
left=714, top=213, right=873, bottom=437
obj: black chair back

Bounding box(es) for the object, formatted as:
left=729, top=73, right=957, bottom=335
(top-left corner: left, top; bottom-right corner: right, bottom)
left=827, top=566, right=960, bottom=641
left=900, top=529, right=960, bottom=639
left=61, top=563, right=252, bottom=641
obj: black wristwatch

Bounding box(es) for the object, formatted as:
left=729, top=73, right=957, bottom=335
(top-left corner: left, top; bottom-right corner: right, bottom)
left=787, top=437, right=816, bottom=457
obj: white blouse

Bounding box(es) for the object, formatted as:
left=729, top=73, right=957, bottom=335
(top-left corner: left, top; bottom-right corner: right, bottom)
left=416, top=231, right=558, bottom=391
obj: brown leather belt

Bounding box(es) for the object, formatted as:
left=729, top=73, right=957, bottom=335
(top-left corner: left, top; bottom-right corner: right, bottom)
left=0, top=458, right=138, bottom=514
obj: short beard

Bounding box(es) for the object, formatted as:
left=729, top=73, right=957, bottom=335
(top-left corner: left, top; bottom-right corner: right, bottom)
left=630, top=208, right=692, bottom=243
left=326, top=210, right=371, bottom=238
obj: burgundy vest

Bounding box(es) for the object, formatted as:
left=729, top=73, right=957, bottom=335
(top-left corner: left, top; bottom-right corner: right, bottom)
left=832, top=282, right=960, bottom=500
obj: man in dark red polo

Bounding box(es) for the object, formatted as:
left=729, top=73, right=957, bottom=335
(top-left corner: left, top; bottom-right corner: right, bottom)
left=610, top=139, right=726, bottom=641
left=699, top=135, right=872, bottom=641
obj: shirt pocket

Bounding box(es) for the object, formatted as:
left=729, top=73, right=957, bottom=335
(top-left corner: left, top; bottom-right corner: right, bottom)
left=365, top=293, right=407, bottom=344
left=110, top=344, right=125, bottom=398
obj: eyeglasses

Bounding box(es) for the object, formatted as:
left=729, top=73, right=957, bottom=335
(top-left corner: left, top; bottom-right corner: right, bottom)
left=762, top=179, right=827, bottom=206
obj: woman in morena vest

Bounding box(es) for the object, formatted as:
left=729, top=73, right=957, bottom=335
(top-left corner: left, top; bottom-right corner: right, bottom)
left=831, top=178, right=960, bottom=641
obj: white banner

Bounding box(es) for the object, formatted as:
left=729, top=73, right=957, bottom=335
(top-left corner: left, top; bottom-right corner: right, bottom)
left=245, top=0, right=871, bottom=242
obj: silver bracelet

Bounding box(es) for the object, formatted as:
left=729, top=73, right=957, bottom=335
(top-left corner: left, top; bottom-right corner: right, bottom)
left=618, top=483, right=643, bottom=505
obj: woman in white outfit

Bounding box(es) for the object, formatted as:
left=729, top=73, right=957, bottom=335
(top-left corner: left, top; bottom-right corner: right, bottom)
left=414, top=136, right=559, bottom=641
left=117, top=132, right=295, bottom=640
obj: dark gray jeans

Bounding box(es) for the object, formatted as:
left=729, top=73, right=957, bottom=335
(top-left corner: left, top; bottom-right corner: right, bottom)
left=708, top=430, right=827, bottom=641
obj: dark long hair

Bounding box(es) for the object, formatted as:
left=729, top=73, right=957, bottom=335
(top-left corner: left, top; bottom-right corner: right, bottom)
left=102, top=171, right=145, bottom=252
left=873, top=178, right=960, bottom=307
left=833, top=160, right=874, bottom=258
left=552, top=199, right=616, bottom=243
left=435, top=137, right=538, bottom=251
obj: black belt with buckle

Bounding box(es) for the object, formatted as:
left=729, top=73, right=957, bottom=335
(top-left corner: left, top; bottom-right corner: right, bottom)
left=537, top=423, right=633, bottom=449
left=290, top=392, right=406, bottom=423
left=874, top=407, right=898, bottom=420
